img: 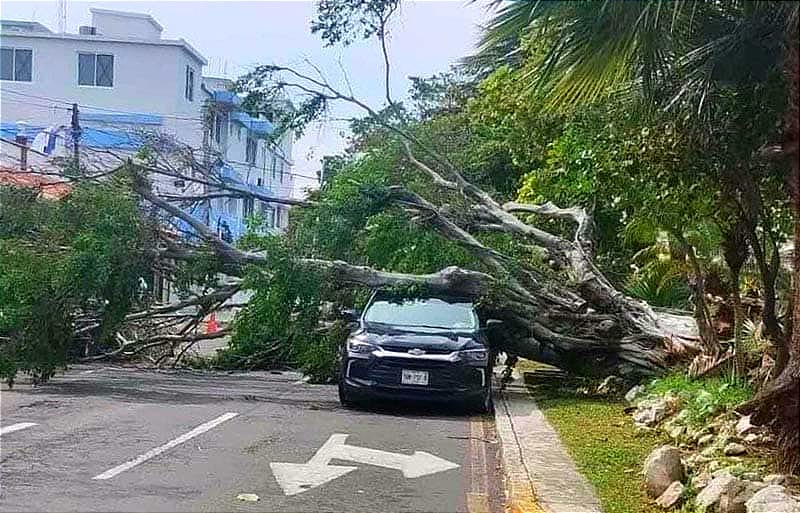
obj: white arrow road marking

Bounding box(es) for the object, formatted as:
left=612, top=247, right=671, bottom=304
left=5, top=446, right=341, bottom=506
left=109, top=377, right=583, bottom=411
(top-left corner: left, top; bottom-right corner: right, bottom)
left=92, top=412, right=238, bottom=480
left=270, top=433, right=459, bottom=496
left=0, top=422, right=38, bottom=436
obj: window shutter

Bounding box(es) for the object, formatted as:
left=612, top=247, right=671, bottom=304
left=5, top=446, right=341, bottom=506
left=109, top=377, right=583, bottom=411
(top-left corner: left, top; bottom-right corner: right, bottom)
left=13, top=49, right=31, bottom=81
left=96, top=54, right=113, bottom=86
left=0, top=48, right=13, bottom=81
left=78, top=53, right=95, bottom=85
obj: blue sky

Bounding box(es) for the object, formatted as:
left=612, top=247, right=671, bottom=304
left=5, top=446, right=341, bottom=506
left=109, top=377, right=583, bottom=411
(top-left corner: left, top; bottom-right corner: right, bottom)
left=1, top=0, right=487, bottom=192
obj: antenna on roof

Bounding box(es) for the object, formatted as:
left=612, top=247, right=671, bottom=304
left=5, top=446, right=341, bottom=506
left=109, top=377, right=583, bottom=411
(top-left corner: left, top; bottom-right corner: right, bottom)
left=57, top=0, right=67, bottom=33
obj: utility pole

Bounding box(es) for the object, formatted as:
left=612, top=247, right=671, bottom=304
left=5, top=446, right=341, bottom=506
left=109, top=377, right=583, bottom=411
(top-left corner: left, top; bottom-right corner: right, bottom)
left=70, top=103, right=81, bottom=172
left=14, top=132, right=28, bottom=171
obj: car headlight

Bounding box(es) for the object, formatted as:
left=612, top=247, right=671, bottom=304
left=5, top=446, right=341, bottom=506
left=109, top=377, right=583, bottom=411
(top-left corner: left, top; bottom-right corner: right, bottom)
left=347, top=338, right=377, bottom=354
left=460, top=349, right=489, bottom=362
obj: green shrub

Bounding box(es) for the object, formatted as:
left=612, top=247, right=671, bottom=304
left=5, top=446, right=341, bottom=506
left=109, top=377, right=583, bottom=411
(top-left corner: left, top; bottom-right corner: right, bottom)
left=646, top=372, right=753, bottom=425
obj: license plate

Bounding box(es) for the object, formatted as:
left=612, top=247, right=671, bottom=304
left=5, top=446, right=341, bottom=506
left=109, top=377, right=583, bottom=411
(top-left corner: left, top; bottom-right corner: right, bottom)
left=401, top=369, right=429, bottom=386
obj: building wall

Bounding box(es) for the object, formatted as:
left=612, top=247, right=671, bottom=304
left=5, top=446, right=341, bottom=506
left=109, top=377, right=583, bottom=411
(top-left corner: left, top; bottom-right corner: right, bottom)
left=90, top=9, right=163, bottom=40
left=0, top=33, right=205, bottom=147
left=203, top=82, right=295, bottom=235
left=1, top=13, right=295, bottom=241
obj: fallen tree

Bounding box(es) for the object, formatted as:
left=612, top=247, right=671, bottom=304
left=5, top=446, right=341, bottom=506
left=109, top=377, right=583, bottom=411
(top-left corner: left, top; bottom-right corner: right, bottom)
left=120, top=110, right=702, bottom=377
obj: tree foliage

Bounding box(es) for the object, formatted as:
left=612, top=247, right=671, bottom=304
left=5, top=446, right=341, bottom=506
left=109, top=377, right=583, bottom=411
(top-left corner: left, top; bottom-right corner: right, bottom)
left=0, top=178, right=150, bottom=384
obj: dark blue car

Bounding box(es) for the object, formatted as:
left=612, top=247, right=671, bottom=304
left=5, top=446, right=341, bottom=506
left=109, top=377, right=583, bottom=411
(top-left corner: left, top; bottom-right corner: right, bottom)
left=338, top=293, right=496, bottom=413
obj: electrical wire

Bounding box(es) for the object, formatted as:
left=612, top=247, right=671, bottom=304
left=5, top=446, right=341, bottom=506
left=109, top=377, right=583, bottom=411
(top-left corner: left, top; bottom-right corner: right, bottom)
left=2, top=89, right=204, bottom=122
left=2, top=92, right=318, bottom=184
left=1, top=97, right=73, bottom=111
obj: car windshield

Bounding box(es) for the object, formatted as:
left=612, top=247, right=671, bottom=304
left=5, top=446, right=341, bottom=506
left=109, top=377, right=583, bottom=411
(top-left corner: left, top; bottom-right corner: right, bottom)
left=363, top=297, right=478, bottom=330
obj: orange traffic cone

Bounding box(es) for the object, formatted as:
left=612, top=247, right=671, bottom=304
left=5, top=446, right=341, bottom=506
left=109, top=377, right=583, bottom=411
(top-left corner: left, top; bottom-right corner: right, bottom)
left=205, top=312, right=219, bottom=334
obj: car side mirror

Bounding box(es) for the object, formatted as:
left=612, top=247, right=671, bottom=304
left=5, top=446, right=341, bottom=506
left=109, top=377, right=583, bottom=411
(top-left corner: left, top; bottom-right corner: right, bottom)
left=340, top=308, right=361, bottom=323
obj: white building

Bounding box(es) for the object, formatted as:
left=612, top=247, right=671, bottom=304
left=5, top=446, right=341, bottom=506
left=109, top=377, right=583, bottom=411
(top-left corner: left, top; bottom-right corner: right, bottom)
left=202, top=77, right=294, bottom=239
left=0, top=10, right=206, bottom=148
left=0, top=8, right=294, bottom=239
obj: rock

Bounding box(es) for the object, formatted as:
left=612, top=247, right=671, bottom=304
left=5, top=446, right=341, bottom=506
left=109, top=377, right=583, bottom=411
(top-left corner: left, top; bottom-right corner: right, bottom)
left=597, top=375, right=624, bottom=395
left=644, top=446, right=686, bottom=498
left=762, top=474, right=786, bottom=486
left=635, top=400, right=669, bottom=427
left=625, top=385, right=645, bottom=403
left=694, top=472, right=712, bottom=489
left=686, top=454, right=712, bottom=469
left=656, top=481, right=685, bottom=509
left=745, top=486, right=800, bottom=513
left=741, top=472, right=760, bottom=482
left=699, top=434, right=716, bottom=446
left=236, top=493, right=259, bottom=502
left=670, top=425, right=687, bottom=440
left=691, top=426, right=714, bottom=443
left=724, top=443, right=747, bottom=456
left=695, top=473, right=764, bottom=513
left=735, top=415, right=757, bottom=437
left=743, top=432, right=773, bottom=445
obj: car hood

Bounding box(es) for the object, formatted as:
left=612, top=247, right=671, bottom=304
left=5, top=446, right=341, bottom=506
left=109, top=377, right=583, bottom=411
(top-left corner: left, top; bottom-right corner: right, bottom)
left=356, top=326, right=481, bottom=352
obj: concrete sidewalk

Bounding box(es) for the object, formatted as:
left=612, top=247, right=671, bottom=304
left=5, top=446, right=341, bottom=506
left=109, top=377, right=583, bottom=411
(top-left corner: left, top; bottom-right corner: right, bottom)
left=494, top=383, right=601, bottom=513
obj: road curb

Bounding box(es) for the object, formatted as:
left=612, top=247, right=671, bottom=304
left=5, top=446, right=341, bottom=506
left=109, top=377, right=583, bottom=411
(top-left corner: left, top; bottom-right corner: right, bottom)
left=493, top=386, right=546, bottom=513
left=493, top=373, right=601, bottom=513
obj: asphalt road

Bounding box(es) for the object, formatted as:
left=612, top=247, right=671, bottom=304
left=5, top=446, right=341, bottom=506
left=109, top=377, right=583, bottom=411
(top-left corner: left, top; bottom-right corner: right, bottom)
left=0, top=365, right=503, bottom=512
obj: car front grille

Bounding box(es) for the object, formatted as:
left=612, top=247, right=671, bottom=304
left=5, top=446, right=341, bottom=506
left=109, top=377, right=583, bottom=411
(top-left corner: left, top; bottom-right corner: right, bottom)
left=379, top=344, right=453, bottom=355
left=367, top=359, right=484, bottom=389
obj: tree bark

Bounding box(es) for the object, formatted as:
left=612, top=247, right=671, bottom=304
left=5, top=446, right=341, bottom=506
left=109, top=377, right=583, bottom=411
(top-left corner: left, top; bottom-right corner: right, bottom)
left=742, top=15, right=800, bottom=474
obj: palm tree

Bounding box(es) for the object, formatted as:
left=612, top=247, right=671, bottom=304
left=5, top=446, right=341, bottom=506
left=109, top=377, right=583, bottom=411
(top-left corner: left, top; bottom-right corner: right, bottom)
left=473, top=0, right=799, bottom=472
left=473, top=1, right=795, bottom=113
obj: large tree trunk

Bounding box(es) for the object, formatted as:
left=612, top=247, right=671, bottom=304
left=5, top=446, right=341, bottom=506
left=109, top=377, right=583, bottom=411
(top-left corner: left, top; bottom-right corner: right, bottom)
left=742, top=14, right=800, bottom=474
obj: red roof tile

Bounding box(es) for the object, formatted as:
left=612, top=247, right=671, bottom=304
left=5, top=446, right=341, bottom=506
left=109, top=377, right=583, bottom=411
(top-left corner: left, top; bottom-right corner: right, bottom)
left=0, top=166, right=71, bottom=200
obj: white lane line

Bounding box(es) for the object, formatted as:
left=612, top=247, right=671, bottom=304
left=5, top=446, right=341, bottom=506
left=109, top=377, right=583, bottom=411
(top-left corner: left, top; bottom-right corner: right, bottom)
left=92, top=412, right=238, bottom=480
left=0, top=422, right=38, bottom=436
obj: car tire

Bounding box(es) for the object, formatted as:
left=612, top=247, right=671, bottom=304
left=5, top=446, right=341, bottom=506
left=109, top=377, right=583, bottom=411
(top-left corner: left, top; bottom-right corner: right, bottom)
left=469, top=384, right=494, bottom=415
left=338, top=381, right=358, bottom=409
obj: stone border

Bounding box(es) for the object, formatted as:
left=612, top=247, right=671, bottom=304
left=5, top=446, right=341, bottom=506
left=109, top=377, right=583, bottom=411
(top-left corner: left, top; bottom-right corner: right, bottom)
left=494, top=381, right=602, bottom=513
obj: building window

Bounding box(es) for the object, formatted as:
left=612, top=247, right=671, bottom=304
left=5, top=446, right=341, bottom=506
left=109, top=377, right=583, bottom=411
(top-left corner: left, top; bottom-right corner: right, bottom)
left=279, top=161, right=285, bottom=183
left=243, top=198, right=254, bottom=218
left=213, top=113, right=225, bottom=144
left=260, top=204, right=275, bottom=228
left=1, top=47, right=32, bottom=82
left=184, top=66, right=195, bottom=101
left=227, top=198, right=237, bottom=215
left=270, top=154, right=277, bottom=180
left=245, top=136, right=257, bottom=165
left=78, top=52, right=113, bottom=87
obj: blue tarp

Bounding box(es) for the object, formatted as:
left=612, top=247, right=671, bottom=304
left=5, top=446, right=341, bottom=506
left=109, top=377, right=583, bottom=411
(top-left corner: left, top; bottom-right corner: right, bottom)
left=212, top=90, right=241, bottom=106
left=80, top=112, right=163, bottom=126
left=2, top=122, right=141, bottom=150
left=82, top=129, right=141, bottom=149
left=230, top=111, right=274, bottom=138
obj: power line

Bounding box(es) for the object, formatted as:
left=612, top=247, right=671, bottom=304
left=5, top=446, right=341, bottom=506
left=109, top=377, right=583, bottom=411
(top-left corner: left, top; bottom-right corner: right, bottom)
left=1, top=97, right=73, bottom=112
left=224, top=159, right=319, bottom=181
left=2, top=90, right=205, bottom=122
left=1, top=89, right=74, bottom=106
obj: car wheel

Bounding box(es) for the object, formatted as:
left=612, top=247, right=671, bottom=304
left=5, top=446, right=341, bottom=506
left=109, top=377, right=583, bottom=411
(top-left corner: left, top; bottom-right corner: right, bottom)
left=338, top=381, right=358, bottom=409
left=469, top=383, right=494, bottom=415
